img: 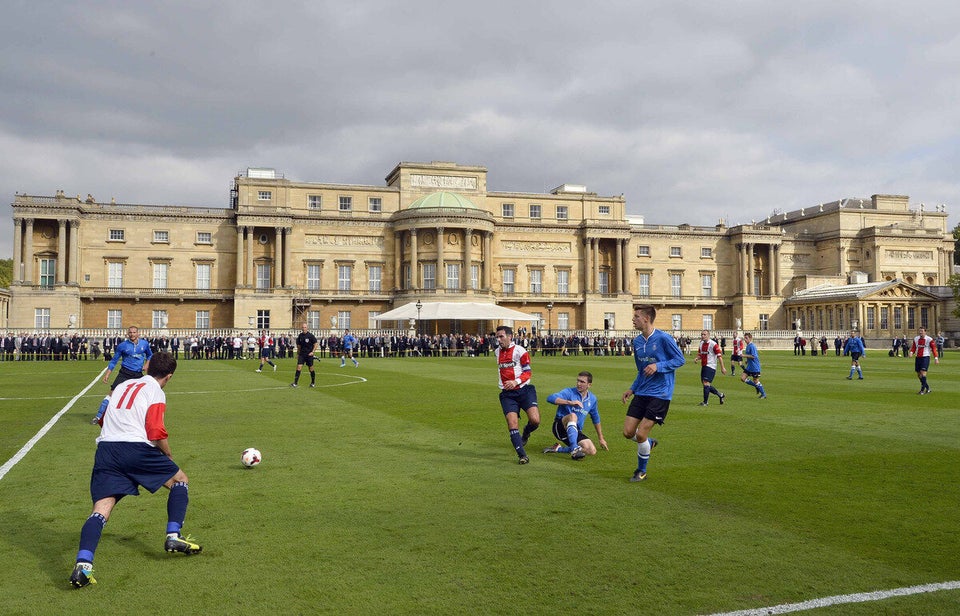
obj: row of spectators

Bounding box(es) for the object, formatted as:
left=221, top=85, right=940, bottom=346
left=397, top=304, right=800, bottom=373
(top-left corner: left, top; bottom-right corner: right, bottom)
left=1, top=332, right=641, bottom=360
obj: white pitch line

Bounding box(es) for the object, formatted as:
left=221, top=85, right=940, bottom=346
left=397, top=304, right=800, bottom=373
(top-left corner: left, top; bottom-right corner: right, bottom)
left=0, top=369, right=106, bottom=482
left=704, top=580, right=960, bottom=615
left=0, top=370, right=365, bottom=482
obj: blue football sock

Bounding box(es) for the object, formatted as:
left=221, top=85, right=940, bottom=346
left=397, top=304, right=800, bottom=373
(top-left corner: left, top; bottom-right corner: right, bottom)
left=637, top=438, right=652, bottom=473
left=77, top=512, right=106, bottom=563
left=166, top=482, right=189, bottom=535
left=565, top=423, right=579, bottom=450
left=95, top=396, right=109, bottom=420
left=509, top=429, right=525, bottom=456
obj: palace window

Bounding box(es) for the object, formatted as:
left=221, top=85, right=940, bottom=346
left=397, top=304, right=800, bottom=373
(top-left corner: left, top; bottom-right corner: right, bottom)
left=107, top=310, right=122, bottom=329
left=530, top=269, right=543, bottom=294
left=501, top=203, right=514, bottom=218
left=306, top=264, right=321, bottom=291
left=109, top=229, right=125, bottom=241
left=557, top=270, right=569, bottom=294
left=446, top=264, right=460, bottom=290
left=422, top=263, right=436, bottom=290
left=369, top=197, right=382, bottom=212
left=529, top=204, right=541, bottom=219
left=337, top=264, right=352, bottom=291
left=196, top=231, right=212, bottom=244
left=308, top=195, right=322, bottom=210
left=196, top=310, right=210, bottom=329
left=369, top=265, right=383, bottom=292
left=502, top=268, right=515, bottom=293
left=39, top=258, right=55, bottom=288
left=339, top=196, right=352, bottom=212
left=638, top=273, right=650, bottom=297
left=153, top=230, right=169, bottom=243
left=258, top=191, right=272, bottom=201
left=556, top=205, right=568, bottom=221
left=35, top=308, right=51, bottom=330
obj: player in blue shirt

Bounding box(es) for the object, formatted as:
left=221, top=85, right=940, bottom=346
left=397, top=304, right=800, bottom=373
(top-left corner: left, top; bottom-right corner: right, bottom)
left=843, top=330, right=866, bottom=380
left=740, top=332, right=766, bottom=399
left=92, top=326, right=153, bottom=424
left=340, top=330, right=360, bottom=368
left=542, top=371, right=608, bottom=460
left=621, top=305, right=685, bottom=482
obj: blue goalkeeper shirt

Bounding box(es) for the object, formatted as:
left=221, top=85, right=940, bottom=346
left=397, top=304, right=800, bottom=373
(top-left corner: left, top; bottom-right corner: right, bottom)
left=107, top=338, right=153, bottom=373
left=630, top=329, right=685, bottom=400
left=546, top=387, right=600, bottom=429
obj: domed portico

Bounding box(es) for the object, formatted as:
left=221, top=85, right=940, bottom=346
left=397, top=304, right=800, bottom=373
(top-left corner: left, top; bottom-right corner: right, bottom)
left=391, top=191, right=496, bottom=300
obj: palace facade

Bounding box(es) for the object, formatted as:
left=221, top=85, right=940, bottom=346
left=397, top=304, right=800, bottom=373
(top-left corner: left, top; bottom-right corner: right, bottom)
left=7, top=161, right=955, bottom=338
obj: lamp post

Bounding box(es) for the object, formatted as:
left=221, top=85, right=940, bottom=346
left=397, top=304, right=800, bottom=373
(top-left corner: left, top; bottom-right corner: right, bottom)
left=546, top=302, right=553, bottom=336
left=415, top=300, right=423, bottom=335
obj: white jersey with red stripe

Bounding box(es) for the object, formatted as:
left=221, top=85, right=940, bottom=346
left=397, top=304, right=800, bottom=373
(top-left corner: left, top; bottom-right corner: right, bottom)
left=97, top=374, right=168, bottom=445
left=698, top=339, right=722, bottom=368
left=497, top=343, right=532, bottom=389
left=911, top=335, right=938, bottom=358
left=732, top=337, right=744, bottom=354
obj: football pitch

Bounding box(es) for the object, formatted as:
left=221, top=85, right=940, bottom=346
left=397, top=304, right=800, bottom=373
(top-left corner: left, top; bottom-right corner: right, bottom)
left=1, top=350, right=958, bottom=615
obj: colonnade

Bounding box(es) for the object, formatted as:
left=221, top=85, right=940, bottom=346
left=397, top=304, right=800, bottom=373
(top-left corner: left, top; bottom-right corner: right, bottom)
left=395, top=227, right=493, bottom=291
left=235, top=226, right=293, bottom=288
left=582, top=237, right=630, bottom=293
left=738, top=241, right=781, bottom=297
left=11, top=217, right=80, bottom=285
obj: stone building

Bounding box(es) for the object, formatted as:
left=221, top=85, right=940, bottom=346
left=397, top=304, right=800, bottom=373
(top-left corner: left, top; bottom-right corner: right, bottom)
left=7, top=161, right=955, bottom=338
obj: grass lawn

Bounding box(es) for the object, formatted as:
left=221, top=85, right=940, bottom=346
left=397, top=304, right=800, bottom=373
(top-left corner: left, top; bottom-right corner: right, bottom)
left=0, top=349, right=958, bottom=615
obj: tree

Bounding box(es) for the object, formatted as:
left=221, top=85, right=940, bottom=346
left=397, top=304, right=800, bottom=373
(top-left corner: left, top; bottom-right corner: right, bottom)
left=0, top=258, right=12, bottom=288
left=954, top=222, right=960, bottom=265
left=950, top=273, right=960, bottom=319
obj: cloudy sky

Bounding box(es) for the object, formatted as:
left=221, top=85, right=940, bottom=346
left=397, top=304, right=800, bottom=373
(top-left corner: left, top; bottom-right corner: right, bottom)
left=3, top=0, right=959, bottom=261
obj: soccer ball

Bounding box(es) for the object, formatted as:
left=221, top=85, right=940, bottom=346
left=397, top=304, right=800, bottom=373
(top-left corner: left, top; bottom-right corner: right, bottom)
left=241, top=448, right=262, bottom=468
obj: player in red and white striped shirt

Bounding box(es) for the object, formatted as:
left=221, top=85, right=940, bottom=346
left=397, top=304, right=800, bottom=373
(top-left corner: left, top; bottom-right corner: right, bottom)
left=697, top=330, right=726, bottom=406
left=495, top=325, right=540, bottom=464
left=909, top=326, right=940, bottom=395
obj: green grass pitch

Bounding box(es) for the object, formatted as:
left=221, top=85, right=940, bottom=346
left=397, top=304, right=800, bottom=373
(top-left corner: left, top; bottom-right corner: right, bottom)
left=0, top=350, right=958, bottom=615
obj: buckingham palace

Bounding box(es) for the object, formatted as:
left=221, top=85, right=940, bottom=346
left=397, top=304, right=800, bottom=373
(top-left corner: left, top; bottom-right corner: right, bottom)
left=6, top=160, right=956, bottom=339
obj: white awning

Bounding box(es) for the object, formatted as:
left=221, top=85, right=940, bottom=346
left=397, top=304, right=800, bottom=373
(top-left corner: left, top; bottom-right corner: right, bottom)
left=372, top=301, right=540, bottom=322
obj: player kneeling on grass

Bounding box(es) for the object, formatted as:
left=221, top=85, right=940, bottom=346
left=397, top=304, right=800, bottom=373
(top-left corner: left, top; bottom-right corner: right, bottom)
left=543, top=371, right=608, bottom=460
left=70, top=351, right=202, bottom=589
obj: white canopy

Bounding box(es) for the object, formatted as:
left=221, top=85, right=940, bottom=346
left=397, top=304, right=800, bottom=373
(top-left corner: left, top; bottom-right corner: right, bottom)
left=372, top=301, right=540, bottom=322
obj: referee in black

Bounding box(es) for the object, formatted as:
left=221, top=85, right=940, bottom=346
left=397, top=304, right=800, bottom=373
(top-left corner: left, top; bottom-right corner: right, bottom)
left=291, top=322, right=319, bottom=388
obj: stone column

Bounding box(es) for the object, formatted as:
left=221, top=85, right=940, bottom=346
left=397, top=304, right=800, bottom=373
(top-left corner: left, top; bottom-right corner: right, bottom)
left=23, top=218, right=34, bottom=284
left=394, top=231, right=403, bottom=290
left=592, top=239, right=600, bottom=293
left=584, top=237, right=592, bottom=293
left=746, top=243, right=754, bottom=296
left=463, top=228, right=472, bottom=291
left=483, top=231, right=492, bottom=290
left=772, top=244, right=780, bottom=296
left=57, top=220, right=67, bottom=284
left=767, top=244, right=776, bottom=297
left=69, top=220, right=80, bottom=284
left=621, top=239, right=630, bottom=294
left=614, top=240, right=624, bottom=293
left=12, top=218, right=22, bottom=283
left=739, top=243, right=748, bottom=295
left=284, top=227, right=292, bottom=288
left=275, top=227, right=284, bottom=288
left=236, top=226, right=245, bottom=287
left=410, top=228, right=419, bottom=290
left=246, top=227, right=255, bottom=287
left=436, top=226, right=445, bottom=290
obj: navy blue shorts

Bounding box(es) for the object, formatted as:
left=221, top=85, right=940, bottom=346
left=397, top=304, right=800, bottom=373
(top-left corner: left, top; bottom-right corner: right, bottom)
left=110, top=367, right=142, bottom=391
left=90, top=441, right=179, bottom=502
left=499, top=385, right=539, bottom=415
left=850, top=352, right=862, bottom=362
left=626, top=395, right=670, bottom=425
left=700, top=366, right=717, bottom=382
left=915, top=356, right=930, bottom=373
